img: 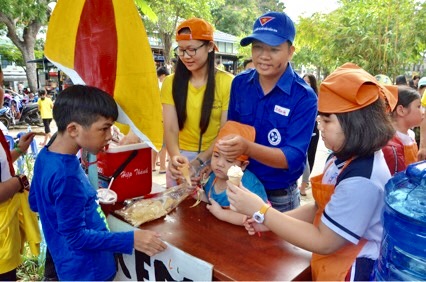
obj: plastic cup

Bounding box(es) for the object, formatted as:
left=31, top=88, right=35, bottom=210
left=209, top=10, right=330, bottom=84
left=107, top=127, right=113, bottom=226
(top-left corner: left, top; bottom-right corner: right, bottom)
left=97, top=188, right=118, bottom=216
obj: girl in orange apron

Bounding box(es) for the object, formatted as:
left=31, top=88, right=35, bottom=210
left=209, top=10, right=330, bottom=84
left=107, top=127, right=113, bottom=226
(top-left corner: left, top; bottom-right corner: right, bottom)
left=226, top=63, right=399, bottom=281
left=382, top=86, right=423, bottom=175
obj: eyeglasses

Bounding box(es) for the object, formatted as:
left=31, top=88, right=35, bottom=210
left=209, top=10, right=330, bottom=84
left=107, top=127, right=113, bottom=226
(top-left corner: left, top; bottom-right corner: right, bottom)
left=174, top=42, right=207, bottom=57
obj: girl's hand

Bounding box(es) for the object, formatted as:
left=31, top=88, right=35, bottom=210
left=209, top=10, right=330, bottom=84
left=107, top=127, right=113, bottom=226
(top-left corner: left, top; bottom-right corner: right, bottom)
left=17, top=132, right=36, bottom=152
left=190, top=165, right=211, bottom=188
left=168, top=155, right=189, bottom=180
left=243, top=216, right=270, bottom=235
left=226, top=180, right=265, bottom=217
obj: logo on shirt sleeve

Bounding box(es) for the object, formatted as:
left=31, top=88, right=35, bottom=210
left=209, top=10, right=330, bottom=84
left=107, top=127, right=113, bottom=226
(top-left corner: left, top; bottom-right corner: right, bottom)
left=268, top=128, right=281, bottom=146
left=274, top=105, right=290, bottom=116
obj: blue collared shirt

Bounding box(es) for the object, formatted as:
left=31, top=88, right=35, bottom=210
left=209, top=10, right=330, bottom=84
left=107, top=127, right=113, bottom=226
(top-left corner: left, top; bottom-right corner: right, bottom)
left=228, top=64, right=318, bottom=190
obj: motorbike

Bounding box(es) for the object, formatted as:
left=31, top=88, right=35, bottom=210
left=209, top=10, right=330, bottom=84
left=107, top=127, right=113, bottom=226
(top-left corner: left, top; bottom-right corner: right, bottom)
left=3, top=94, right=43, bottom=127
left=0, top=106, right=13, bottom=129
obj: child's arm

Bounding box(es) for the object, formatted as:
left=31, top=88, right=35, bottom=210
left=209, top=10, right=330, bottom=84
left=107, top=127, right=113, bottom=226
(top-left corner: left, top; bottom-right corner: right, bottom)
left=285, top=202, right=317, bottom=223
left=227, top=181, right=348, bottom=255
left=206, top=198, right=246, bottom=226
left=0, top=177, right=24, bottom=203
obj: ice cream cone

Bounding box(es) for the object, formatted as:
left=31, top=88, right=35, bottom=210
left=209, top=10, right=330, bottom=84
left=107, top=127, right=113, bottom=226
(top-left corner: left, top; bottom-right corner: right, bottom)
left=227, top=165, right=244, bottom=186
left=228, top=176, right=242, bottom=186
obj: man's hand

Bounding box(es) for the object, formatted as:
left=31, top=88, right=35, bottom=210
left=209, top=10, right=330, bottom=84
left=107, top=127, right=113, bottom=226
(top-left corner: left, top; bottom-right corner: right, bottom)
left=216, top=135, right=249, bottom=160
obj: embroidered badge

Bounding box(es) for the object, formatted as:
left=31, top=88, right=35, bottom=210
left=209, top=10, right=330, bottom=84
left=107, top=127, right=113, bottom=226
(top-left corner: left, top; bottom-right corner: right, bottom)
left=274, top=105, right=290, bottom=116
left=268, top=128, right=281, bottom=146
left=259, top=16, right=275, bottom=26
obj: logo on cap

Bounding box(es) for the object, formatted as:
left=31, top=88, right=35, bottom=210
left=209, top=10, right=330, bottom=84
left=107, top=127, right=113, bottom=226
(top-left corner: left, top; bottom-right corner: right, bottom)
left=259, top=16, right=275, bottom=26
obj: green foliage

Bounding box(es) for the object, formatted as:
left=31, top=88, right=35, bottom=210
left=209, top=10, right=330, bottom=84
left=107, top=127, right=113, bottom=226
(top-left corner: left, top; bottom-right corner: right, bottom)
left=0, top=44, right=24, bottom=66
left=211, top=0, right=285, bottom=37
left=292, top=0, right=426, bottom=79
left=0, top=0, right=51, bottom=91
left=16, top=243, right=44, bottom=281
left=142, top=0, right=223, bottom=64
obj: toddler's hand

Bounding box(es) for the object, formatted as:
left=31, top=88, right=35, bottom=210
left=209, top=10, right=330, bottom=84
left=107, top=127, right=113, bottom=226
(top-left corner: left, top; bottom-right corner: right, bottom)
left=206, top=198, right=223, bottom=218
left=243, top=216, right=270, bottom=235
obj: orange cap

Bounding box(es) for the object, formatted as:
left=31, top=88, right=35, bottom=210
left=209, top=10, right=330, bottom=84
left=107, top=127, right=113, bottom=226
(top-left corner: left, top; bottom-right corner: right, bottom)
left=175, top=18, right=218, bottom=51
left=319, top=63, right=398, bottom=113
left=214, top=121, right=256, bottom=162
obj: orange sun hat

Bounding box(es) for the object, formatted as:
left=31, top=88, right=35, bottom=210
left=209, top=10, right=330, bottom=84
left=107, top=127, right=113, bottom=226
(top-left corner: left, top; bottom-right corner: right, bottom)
left=214, top=121, right=256, bottom=162
left=319, top=63, right=398, bottom=113
left=175, top=17, right=219, bottom=51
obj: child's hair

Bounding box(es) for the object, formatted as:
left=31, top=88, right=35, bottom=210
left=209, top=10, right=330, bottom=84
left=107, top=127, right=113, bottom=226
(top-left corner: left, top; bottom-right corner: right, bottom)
left=319, top=98, right=394, bottom=160
left=53, top=85, right=118, bottom=132
left=394, top=85, right=420, bottom=109
left=157, top=66, right=170, bottom=77
left=172, top=27, right=216, bottom=135
left=243, top=58, right=253, bottom=69
left=395, top=75, right=408, bottom=85
left=303, top=73, right=318, bottom=94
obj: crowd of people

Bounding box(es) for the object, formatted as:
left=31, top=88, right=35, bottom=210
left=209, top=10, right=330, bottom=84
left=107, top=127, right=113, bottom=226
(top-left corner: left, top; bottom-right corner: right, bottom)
left=1, top=9, right=426, bottom=282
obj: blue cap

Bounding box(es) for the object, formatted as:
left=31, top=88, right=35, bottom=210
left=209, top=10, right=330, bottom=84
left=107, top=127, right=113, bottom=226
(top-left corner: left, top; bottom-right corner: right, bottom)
left=240, top=12, right=296, bottom=47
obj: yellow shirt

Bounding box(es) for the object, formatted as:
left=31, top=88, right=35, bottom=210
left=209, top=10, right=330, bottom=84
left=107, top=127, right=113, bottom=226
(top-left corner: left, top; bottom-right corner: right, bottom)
left=161, top=70, right=233, bottom=152
left=38, top=97, right=53, bottom=119
left=0, top=191, right=41, bottom=274
left=421, top=92, right=426, bottom=107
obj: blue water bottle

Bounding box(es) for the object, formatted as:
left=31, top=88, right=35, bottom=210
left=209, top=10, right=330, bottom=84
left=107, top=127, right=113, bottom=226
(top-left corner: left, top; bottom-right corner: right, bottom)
left=373, top=161, right=426, bottom=280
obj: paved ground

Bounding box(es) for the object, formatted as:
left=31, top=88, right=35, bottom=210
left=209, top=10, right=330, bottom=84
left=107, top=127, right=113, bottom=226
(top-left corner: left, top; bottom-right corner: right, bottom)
left=9, top=122, right=329, bottom=206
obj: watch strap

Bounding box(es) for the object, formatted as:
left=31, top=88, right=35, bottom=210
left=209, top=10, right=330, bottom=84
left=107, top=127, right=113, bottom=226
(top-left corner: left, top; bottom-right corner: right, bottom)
left=14, top=174, right=29, bottom=193
left=15, top=175, right=24, bottom=193
left=259, top=203, right=271, bottom=215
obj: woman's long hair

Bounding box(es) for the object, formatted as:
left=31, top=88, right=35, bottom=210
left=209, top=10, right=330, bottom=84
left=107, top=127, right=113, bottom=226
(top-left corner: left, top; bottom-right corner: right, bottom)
left=172, top=43, right=216, bottom=135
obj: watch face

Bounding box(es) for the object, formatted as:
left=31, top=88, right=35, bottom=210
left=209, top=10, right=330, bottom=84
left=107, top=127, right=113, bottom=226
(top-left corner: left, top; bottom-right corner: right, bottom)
left=253, top=212, right=264, bottom=223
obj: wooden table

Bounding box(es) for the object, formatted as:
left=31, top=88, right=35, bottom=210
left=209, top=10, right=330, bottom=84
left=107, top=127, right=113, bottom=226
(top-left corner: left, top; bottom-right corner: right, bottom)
left=117, top=197, right=312, bottom=281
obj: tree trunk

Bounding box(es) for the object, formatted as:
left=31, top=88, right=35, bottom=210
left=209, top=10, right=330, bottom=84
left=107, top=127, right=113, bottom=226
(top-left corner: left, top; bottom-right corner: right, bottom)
left=1, top=12, right=42, bottom=93
left=162, top=32, right=173, bottom=65
left=22, top=48, right=38, bottom=92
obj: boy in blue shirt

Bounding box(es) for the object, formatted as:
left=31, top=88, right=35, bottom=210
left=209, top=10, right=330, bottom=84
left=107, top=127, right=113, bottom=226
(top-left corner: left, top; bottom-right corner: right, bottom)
left=200, top=121, right=268, bottom=225
left=29, top=85, right=167, bottom=281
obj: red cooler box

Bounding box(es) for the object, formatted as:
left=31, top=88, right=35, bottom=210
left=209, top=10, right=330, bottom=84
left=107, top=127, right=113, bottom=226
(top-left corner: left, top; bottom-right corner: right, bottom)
left=97, top=143, right=152, bottom=202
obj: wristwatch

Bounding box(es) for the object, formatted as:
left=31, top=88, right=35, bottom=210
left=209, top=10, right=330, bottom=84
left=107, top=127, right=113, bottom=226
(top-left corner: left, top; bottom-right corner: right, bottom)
left=15, top=174, right=30, bottom=193
left=252, top=203, right=271, bottom=223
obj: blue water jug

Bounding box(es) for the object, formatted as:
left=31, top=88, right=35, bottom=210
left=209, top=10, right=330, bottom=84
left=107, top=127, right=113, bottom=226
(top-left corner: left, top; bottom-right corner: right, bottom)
left=373, top=161, right=426, bottom=280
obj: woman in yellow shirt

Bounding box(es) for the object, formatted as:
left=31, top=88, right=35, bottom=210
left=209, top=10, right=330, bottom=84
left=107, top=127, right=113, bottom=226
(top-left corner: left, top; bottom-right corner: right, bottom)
left=162, top=18, right=233, bottom=187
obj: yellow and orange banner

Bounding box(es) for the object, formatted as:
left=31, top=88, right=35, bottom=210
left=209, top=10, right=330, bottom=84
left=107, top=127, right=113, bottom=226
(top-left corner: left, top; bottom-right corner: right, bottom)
left=44, top=0, right=163, bottom=151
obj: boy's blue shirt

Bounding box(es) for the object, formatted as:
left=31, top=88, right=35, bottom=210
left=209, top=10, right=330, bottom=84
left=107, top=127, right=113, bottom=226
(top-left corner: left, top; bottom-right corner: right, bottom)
left=203, top=169, right=268, bottom=207
left=29, top=146, right=134, bottom=281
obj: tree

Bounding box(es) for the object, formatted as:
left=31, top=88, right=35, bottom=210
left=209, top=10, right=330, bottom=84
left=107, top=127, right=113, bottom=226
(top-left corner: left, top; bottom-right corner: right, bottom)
left=211, top=0, right=285, bottom=37
left=0, top=0, right=51, bottom=92
left=293, top=0, right=426, bottom=79
left=142, top=0, right=222, bottom=65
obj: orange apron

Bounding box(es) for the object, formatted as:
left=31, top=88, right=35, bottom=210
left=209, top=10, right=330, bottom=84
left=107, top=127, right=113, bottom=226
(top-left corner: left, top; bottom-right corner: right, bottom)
left=403, top=143, right=418, bottom=166
left=310, top=159, right=367, bottom=281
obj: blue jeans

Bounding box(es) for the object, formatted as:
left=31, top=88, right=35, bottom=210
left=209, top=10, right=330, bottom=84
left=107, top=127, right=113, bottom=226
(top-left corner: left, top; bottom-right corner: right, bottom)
left=267, top=183, right=300, bottom=212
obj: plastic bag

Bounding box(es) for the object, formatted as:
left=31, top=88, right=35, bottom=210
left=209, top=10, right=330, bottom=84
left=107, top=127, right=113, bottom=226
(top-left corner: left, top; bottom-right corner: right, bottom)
left=115, top=184, right=192, bottom=226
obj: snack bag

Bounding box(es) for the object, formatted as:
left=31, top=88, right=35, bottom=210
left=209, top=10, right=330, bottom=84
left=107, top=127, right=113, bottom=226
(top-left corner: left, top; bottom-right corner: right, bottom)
left=115, top=184, right=192, bottom=226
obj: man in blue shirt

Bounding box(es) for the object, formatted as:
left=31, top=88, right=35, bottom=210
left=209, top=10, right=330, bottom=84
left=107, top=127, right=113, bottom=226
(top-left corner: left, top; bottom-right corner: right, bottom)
left=217, top=11, right=318, bottom=212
